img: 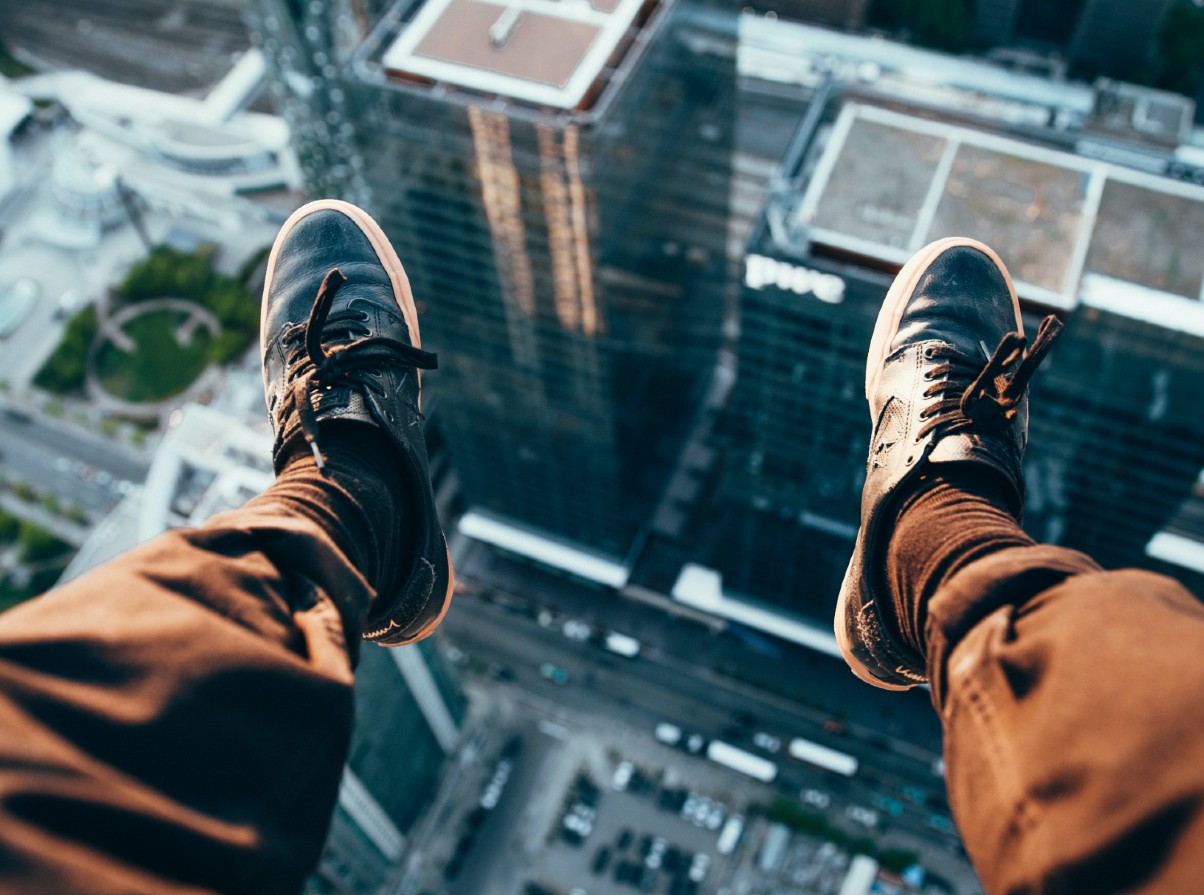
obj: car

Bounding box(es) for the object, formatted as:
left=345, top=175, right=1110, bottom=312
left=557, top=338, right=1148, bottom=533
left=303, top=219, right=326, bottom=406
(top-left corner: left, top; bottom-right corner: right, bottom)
left=480, top=759, right=512, bottom=809
left=823, top=718, right=847, bottom=735
left=927, top=813, right=956, bottom=835
left=684, top=733, right=706, bottom=754
left=705, top=803, right=725, bottom=831
left=612, top=760, right=635, bottom=791
left=614, top=860, right=641, bottom=885
left=645, top=836, right=667, bottom=870
left=617, top=828, right=633, bottom=850
left=801, top=788, right=831, bottom=810
left=563, top=803, right=596, bottom=839
left=688, top=852, right=711, bottom=883
left=752, top=731, right=781, bottom=753
left=591, top=847, right=612, bottom=874
left=487, top=663, right=514, bottom=681
left=654, top=722, right=682, bottom=746
left=872, top=795, right=905, bottom=817
left=663, top=846, right=685, bottom=874
left=845, top=805, right=879, bottom=828
left=563, top=619, right=592, bottom=641
left=443, top=645, right=469, bottom=667
left=902, top=785, right=927, bottom=805
left=539, top=663, right=569, bottom=685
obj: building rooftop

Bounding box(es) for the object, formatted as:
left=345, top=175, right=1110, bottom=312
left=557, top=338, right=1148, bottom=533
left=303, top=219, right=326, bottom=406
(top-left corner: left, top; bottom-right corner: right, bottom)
left=381, top=0, right=649, bottom=109
left=795, top=102, right=1204, bottom=311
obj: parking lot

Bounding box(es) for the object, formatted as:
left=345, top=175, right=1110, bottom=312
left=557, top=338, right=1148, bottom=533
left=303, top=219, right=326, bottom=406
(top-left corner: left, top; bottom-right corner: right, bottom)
left=531, top=748, right=749, bottom=895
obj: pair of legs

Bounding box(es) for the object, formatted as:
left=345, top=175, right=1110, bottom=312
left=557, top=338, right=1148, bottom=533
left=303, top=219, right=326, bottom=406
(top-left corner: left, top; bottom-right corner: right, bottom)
left=0, top=209, right=1200, bottom=893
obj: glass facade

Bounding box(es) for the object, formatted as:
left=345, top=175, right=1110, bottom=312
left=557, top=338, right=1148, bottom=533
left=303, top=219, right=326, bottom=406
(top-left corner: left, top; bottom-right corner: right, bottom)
left=707, top=94, right=1204, bottom=624
left=305, top=641, right=464, bottom=895
left=248, top=0, right=736, bottom=560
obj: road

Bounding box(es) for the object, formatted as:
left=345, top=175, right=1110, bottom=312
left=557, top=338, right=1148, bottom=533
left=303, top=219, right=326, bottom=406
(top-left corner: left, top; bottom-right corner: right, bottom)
left=441, top=592, right=961, bottom=851
left=0, top=0, right=252, bottom=95
left=1, top=398, right=150, bottom=520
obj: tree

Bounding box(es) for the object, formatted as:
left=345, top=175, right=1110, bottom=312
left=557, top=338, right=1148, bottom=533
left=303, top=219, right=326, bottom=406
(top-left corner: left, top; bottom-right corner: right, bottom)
left=18, top=523, right=71, bottom=564
left=1155, top=1, right=1204, bottom=98
left=0, top=510, right=18, bottom=544
left=868, top=0, right=972, bottom=53
left=32, top=306, right=99, bottom=395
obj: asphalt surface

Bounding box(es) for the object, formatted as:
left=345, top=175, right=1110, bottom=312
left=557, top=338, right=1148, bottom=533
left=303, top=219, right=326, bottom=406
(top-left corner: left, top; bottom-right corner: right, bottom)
left=0, top=0, right=252, bottom=94
left=441, top=590, right=962, bottom=852
left=1, top=398, right=149, bottom=519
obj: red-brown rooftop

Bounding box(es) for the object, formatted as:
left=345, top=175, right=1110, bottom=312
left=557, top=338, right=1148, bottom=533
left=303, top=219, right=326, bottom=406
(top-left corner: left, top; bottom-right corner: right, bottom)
left=382, top=0, right=650, bottom=109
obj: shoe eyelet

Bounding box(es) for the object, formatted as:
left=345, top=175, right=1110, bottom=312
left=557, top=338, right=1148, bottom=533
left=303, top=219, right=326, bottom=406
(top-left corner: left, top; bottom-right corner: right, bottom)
left=905, top=454, right=915, bottom=465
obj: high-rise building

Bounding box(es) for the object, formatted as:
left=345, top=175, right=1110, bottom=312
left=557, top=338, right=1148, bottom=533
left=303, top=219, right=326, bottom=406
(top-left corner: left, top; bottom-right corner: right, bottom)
left=680, top=96, right=1204, bottom=633
left=309, top=640, right=465, bottom=895
left=246, top=0, right=738, bottom=568
left=971, top=0, right=1175, bottom=78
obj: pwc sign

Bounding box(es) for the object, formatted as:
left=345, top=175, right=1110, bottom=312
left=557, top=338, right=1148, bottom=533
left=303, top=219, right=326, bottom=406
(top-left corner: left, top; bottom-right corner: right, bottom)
left=744, top=254, right=845, bottom=305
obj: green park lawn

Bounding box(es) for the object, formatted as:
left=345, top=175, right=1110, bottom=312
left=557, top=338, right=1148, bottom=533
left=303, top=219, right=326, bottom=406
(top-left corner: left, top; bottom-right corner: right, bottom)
left=96, top=310, right=213, bottom=403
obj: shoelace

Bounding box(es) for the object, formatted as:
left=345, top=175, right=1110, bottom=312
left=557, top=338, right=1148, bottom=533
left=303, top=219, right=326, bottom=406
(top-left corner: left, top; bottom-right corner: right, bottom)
left=917, top=314, right=1063, bottom=440
left=281, top=268, right=438, bottom=470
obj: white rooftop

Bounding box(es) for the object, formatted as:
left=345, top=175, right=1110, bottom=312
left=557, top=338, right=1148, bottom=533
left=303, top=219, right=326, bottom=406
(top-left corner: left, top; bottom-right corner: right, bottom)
left=382, top=0, right=647, bottom=109
left=458, top=509, right=630, bottom=587
left=796, top=102, right=1204, bottom=314
left=671, top=563, right=842, bottom=659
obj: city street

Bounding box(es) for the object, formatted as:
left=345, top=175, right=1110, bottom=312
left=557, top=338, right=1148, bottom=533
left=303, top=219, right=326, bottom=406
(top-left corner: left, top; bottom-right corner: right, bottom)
left=411, top=587, right=984, bottom=895
left=440, top=587, right=957, bottom=845
left=1, top=397, right=149, bottom=522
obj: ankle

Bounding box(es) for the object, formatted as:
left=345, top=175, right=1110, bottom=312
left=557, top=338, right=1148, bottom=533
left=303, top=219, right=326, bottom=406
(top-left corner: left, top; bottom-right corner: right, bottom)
left=884, top=464, right=1035, bottom=656
left=275, top=422, right=417, bottom=598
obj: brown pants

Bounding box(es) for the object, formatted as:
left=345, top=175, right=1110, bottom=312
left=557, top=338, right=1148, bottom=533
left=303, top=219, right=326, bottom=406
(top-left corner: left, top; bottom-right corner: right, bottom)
left=1, top=486, right=1203, bottom=893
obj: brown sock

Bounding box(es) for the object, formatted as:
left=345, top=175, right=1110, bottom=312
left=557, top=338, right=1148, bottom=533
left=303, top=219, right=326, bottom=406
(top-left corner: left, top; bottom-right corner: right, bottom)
left=267, top=422, right=416, bottom=600
left=885, top=464, right=1035, bottom=656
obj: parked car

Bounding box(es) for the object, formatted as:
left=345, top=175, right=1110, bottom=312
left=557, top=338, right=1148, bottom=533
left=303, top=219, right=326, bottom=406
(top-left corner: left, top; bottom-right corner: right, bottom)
left=539, top=663, right=569, bottom=685
left=752, top=731, right=781, bottom=753
left=562, top=619, right=592, bottom=641
left=611, top=760, right=634, bottom=792
left=801, top=788, right=831, bottom=810
left=845, top=805, right=879, bottom=829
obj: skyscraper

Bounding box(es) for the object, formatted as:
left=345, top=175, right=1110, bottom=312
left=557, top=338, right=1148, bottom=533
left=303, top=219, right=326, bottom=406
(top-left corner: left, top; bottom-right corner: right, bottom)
left=246, top=0, right=738, bottom=566
left=309, top=640, right=465, bottom=895
left=970, top=0, right=1175, bottom=78
left=686, top=97, right=1204, bottom=632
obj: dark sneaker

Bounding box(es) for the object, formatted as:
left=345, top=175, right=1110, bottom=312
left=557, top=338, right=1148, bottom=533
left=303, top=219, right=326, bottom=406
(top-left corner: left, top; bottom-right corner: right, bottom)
left=835, top=238, right=1061, bottom=690
left=261, top=199, right=453, bottom=646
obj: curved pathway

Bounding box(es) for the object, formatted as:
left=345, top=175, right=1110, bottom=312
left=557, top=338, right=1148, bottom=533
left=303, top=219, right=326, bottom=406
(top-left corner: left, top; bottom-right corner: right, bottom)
left=86, top=298, right=222, bottom=417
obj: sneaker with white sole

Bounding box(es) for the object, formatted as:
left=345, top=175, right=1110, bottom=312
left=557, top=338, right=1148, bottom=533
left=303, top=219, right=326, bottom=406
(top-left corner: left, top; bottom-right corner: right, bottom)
left=835, top=237, right=1062, bottom=690
left=261, top=199, right=454, bottom=646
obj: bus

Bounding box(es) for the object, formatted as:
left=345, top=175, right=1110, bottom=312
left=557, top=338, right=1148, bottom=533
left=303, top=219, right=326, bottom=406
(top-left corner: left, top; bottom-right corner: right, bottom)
left=787, top=737, right=859, bottom=777
left=706, top=740, right=778, bottom=783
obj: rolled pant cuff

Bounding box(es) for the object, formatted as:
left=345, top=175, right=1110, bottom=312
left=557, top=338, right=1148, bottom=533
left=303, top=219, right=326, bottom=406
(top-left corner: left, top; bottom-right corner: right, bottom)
left=924, top=543, right=1101, bottom=709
